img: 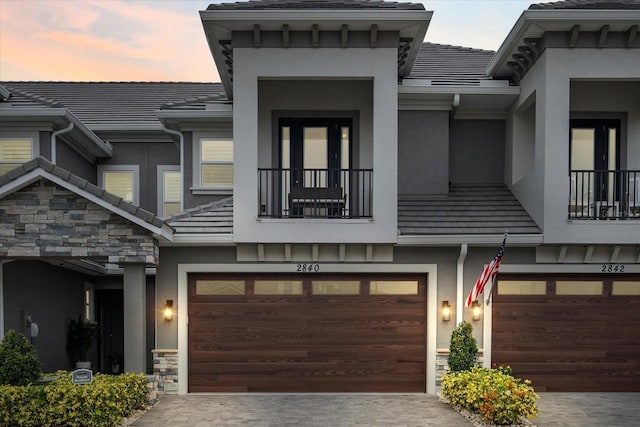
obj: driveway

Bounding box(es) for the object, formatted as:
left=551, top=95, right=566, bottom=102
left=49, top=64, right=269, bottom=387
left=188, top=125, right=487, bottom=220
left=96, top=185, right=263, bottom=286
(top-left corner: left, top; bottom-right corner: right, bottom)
left=133, top=393, right=640, bottom=426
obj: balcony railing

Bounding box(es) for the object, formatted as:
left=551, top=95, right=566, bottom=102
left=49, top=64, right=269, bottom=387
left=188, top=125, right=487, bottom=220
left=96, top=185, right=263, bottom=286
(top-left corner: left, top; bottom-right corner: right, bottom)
left=258, top=168, right=373, bottom=219
left=569, top=170, right=640, bottom=220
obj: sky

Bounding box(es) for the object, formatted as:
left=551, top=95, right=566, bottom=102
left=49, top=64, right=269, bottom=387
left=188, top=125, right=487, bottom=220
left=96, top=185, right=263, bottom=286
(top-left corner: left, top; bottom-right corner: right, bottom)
left=0, top=0, right=556, bottom=82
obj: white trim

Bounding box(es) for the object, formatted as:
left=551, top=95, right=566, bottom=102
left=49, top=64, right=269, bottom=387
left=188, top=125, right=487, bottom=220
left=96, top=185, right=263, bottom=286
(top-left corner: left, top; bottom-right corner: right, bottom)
left=177, top=263, right=438, bottom=395
left=163, top=234, right=235, bottom=245
left=157, top=165, right=181, bottom=217
left=98, top=164, right=140, bottom=205
left=0, top=168, right=173, bottom=241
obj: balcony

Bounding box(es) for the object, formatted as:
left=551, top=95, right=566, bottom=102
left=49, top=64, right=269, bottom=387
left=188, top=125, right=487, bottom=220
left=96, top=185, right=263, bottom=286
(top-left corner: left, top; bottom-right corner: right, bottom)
left=258, top=168, right=373, bottom=219
left=569, top=170, right=640, bottom=220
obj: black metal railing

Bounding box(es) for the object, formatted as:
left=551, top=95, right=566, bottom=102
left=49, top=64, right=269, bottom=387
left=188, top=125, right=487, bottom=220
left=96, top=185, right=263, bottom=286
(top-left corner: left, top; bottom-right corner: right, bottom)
left=569, top=170, right=640, bottom=220
left=258, top=168, right=373, bottom=218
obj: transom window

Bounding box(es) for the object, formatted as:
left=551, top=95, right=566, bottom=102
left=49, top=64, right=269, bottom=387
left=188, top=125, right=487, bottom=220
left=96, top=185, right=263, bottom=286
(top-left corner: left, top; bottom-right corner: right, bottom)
left=0, top=138, right=33, bottom=174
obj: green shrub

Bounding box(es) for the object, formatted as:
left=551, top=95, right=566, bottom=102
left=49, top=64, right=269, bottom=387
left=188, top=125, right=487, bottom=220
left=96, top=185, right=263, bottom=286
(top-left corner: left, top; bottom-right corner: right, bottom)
left=448, top=321, right=478, bottom=372
left=0, top=330, right=41, bottom=386
left=441, top=366, right=538, bottom=425
left=0, top=371, right=148, bottom=427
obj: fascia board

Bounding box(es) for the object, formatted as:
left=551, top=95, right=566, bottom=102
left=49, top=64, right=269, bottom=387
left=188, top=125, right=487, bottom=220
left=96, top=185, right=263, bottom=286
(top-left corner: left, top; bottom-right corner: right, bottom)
left=0, top=107, right=112, bottom=158
left=200, top=9, right=432, bottom=27
left=487, top=9, right=640, bottom=76
left=88, top=123, right=166, bottom=132
left=155, top=110, right=233, bottom=120
left=160, top=234, right=235, bottom=246
left=0, top=169, right=174, bottom=242
left=397, top=234, right=543, bottom=246
left=398, top=85, right=520, bottom=96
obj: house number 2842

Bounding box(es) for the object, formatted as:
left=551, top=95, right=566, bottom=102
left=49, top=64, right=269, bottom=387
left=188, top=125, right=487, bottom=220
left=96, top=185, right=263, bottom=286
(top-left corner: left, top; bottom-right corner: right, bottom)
left=601, top=264, right=625, bottom=273
left=297, top=264, right=320, bottom=272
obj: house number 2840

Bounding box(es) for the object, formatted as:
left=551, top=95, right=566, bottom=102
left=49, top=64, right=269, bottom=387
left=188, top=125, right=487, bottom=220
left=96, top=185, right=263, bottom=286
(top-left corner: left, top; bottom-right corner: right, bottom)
left=297, top=264, right=320, bottom=272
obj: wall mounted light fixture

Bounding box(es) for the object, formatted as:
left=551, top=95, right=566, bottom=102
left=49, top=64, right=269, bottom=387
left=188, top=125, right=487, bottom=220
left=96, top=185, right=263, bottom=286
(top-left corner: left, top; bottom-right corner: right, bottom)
left=471, top=300, right=481, bottom=321
left=163, top=300, right=173, bottom=321
left=442, top=300, right=451, bottom=321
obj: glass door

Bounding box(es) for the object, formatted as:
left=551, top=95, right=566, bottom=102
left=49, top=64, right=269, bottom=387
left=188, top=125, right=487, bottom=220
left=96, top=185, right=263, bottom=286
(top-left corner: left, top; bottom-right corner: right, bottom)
left=570, top=119, right=620, bottom=218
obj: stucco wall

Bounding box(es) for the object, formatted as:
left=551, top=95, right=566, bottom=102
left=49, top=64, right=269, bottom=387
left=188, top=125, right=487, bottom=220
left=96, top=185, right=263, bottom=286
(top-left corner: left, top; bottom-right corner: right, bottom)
left=398, top=111, right=449, bottom=194
left=57, top=140, right=95, bottom=183
left=450, top=120, right=505, bottom=185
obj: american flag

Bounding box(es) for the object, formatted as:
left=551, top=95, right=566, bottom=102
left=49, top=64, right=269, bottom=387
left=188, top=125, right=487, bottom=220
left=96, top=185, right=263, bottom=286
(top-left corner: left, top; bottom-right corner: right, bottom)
left=465, top=236, right=506, bottom=307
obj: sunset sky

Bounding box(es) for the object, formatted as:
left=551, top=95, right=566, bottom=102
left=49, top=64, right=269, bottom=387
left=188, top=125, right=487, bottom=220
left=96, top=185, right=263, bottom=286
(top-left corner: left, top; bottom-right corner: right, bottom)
left=0, top=0, right=554, bottom=82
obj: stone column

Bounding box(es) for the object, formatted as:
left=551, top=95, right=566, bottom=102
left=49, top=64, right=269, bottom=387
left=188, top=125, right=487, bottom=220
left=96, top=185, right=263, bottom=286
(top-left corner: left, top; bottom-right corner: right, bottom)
left=123, top=264, right=146, bottom=373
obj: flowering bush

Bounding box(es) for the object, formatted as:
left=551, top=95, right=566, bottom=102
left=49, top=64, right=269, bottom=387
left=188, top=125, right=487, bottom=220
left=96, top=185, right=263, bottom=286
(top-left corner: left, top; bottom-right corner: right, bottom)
left=492, top=363, right=513, bottom=376
left=441, top=366, right=538, bottom=425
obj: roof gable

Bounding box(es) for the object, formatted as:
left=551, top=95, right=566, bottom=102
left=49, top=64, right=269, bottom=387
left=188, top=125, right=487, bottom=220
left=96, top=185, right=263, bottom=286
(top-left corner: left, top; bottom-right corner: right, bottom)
left=0, top=157, right=172, bottom=241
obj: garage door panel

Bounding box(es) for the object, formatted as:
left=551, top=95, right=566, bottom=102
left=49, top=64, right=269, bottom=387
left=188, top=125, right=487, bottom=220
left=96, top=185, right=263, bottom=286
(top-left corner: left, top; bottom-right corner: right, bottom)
left=188, top=273, right=426, bottom=392
left=493, top=275, right=640, bottom=392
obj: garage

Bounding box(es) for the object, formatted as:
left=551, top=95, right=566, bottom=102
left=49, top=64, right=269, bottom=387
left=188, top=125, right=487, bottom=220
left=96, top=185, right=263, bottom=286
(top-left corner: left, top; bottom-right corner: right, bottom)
left=492, top=275, right=640, bottom=392
left=188, top=273, right=426, bottom=392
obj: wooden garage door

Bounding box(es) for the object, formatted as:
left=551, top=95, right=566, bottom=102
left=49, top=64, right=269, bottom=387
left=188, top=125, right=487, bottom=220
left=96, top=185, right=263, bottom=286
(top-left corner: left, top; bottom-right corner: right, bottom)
left=188, top=273, right=426, bottom=392
left=492, top=275, right=640, bottom=392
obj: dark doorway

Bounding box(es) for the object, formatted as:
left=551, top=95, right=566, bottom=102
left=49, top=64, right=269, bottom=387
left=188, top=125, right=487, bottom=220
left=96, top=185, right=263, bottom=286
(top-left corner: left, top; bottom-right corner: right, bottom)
left=96, top=289, right=124, bottom=373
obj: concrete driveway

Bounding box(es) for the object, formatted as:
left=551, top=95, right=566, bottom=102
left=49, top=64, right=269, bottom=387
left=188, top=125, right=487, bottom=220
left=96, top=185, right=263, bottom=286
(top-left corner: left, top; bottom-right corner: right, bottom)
left=133, top=393, right=640, bottom=426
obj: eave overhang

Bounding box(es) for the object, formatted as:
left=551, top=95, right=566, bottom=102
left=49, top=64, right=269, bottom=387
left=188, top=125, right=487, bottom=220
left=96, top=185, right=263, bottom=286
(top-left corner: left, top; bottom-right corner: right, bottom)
left=397, top=234, right=543, bottom=246
left=0, top=106, right=113, bottom=159
left=487, top=9, right=640, bottom=80
left=200, top=8, right=432, bottom=99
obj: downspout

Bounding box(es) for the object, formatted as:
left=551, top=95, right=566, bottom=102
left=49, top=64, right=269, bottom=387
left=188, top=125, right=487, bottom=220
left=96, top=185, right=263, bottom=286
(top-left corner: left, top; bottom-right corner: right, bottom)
left=51, top=122, right=74, bottom=164
left=160, top=125, right=185, bottom=212
left=456, top=243, right=468, bottom=325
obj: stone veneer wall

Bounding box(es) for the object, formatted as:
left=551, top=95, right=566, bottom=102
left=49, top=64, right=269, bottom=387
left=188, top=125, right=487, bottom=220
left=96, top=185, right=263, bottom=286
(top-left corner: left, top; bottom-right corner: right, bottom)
left=0, top=180, right=158, bottom=263
left=152, top=349, right=178, bottom=395
left=436, top=349, right=484, bottom=388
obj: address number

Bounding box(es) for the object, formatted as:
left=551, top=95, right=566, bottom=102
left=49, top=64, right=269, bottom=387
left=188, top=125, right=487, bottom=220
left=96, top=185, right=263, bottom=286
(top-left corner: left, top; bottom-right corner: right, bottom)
left=297, top=264, right=320, bottom=272
left=601, top=264, right=625, bottom=273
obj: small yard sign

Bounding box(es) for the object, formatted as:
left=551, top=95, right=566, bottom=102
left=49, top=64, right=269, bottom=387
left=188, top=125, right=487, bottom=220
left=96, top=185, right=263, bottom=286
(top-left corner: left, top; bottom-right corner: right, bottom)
left=71, top=368, right=93, bottom=385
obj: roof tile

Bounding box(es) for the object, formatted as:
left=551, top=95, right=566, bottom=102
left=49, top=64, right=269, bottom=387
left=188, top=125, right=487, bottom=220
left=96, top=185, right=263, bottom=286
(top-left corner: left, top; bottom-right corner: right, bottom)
left=529, top=0, right=640, bottom=10
left=207, top=0, right=425, bottom=10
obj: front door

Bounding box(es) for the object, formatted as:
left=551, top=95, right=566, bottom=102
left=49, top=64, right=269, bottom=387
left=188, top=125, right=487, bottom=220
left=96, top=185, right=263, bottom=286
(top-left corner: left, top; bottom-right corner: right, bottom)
left=570, top=119, right=620, bottom=217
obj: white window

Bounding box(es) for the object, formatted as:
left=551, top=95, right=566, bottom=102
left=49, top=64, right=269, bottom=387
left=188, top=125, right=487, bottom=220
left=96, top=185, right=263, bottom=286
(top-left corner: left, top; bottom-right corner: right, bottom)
left=157, top=165, right=181, bottom=216
left=0, top=138, right=33, bottom=174
left=193, top=137, right=233, bottom=192
left=98, top=165, right=140, bottom=204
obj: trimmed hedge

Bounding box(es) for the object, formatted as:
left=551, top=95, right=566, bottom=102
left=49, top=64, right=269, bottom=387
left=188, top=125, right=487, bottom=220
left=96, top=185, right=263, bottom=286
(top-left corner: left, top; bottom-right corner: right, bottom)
left=0, top=371, right=148, bottom=427
left=441, top=366, right=538, bottom=425
left=0, top=330, right=41, bottom=386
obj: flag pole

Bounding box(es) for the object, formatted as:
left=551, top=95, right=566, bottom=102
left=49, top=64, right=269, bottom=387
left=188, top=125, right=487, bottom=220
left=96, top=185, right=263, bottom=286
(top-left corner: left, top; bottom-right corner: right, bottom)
left=485, top=230, right=508, bottom=306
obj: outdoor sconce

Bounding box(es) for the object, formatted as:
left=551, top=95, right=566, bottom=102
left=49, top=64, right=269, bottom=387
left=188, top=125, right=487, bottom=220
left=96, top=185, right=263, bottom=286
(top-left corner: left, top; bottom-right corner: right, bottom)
left=441, top=301, right=451, bottom=321
left=471, top=300, right=481, bottom=321
left=163, top=300, right=173, bottom=321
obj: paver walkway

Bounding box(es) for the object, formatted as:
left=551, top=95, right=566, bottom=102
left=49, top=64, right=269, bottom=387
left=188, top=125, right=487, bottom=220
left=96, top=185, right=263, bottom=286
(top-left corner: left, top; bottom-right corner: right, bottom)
left=132, top=394, right=471, bottom=426
left=133, top=392, right=640, bottom=427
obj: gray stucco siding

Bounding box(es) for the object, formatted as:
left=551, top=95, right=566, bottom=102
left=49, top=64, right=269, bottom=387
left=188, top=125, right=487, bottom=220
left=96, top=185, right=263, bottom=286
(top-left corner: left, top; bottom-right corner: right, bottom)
left=450, top=119, right=506, bottom=184
left=398, top=110, right=449, bottom=195
left=57, top=139, right=96, bottom=183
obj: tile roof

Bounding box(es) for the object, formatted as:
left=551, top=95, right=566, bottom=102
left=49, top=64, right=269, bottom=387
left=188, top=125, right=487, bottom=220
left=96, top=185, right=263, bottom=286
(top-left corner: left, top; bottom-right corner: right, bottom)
left=0, top=157, right=167, bottom=230
left=397, top=184, right=541, bottom=235
left=529, top=0, right=640, bottom=10
left=166, top=198, right=234, bottom=234
left=1, top=82, right=225, bottom=128
left=408, top=43, right=497, bottom=86
left=207, top=0, right=425, bottom=10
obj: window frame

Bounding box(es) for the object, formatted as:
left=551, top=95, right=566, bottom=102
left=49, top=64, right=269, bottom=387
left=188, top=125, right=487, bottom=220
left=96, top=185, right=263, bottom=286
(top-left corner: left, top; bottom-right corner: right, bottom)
left=97, top=164, right=140, bottom=205
left=157, top=165, right=181, bottom=217
left=0, top=136, right=38, bottom=173
left=192, top=135, right=233, bottom=194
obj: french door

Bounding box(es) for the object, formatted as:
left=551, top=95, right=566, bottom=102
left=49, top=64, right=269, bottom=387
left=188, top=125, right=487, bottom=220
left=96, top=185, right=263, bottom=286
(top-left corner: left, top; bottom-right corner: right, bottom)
left=570, top=119, right=620, bottom=217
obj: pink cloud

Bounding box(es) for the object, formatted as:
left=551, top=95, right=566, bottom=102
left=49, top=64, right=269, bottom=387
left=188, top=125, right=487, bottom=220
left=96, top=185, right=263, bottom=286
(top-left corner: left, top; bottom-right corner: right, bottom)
left=0, top=0, right=218, bottom=82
